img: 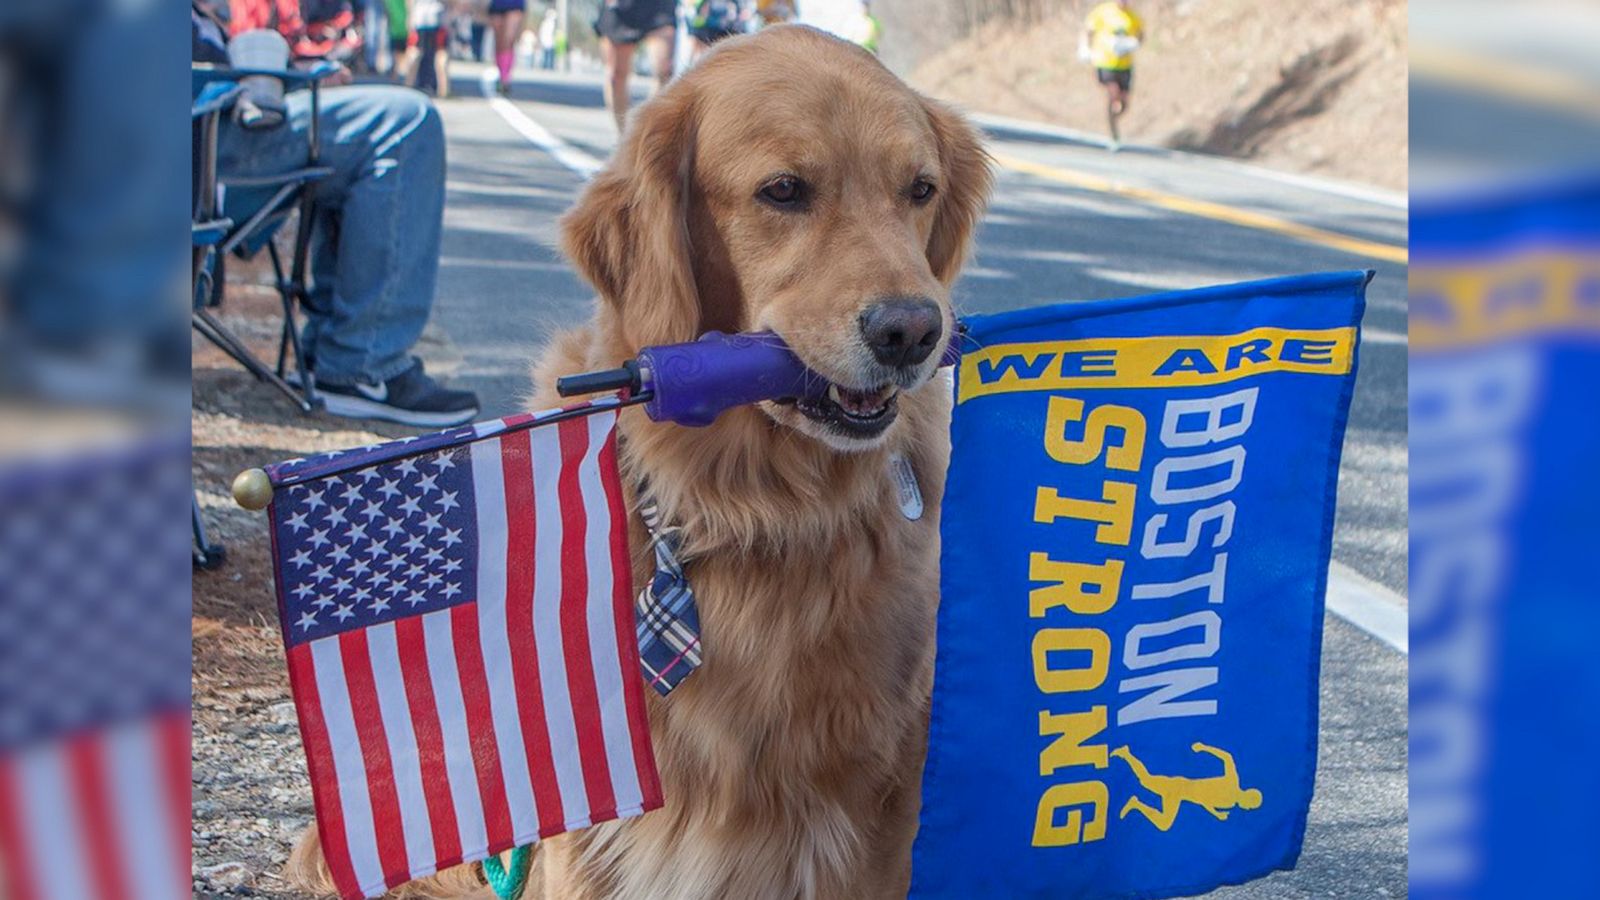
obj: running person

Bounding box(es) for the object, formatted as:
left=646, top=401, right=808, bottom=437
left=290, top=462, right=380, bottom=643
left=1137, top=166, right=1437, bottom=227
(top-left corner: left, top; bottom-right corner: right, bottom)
left=594, top=0, right=676, bottom=131
left=1082, top=0, right=1142, bottom=151
left=685, top=0, right=747, bottom=62
left=488, top=0, right=525, bottom=95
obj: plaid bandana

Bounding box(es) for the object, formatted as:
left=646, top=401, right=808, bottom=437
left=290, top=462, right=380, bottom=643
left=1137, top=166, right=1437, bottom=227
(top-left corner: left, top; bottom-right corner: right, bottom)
left=634, top=490, right=702, bottom=696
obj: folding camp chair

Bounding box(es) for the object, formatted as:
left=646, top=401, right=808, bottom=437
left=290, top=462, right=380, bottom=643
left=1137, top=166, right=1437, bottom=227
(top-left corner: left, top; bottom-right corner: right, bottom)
left=191, top=62, right=338, bottom=415
left=191, top=62, right=333, bottom=567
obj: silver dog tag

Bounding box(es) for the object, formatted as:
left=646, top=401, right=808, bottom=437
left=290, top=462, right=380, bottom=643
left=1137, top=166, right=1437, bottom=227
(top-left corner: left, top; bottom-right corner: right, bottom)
left=889, top=453, right=923, bottom=521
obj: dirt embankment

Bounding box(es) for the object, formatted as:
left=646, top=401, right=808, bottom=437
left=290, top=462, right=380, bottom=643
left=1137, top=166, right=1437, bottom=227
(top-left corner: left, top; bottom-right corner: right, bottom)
left=898, top=0, right=1407, bottom=190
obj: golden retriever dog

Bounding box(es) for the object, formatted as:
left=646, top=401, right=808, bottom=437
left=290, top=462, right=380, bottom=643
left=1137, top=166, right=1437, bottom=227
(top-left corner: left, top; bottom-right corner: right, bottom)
left=290, top=24, right=991, bottom=899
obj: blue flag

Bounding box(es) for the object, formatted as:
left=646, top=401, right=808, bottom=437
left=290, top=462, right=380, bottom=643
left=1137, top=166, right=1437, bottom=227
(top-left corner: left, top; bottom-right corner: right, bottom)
left=911, top=272, right=1367, bottom=899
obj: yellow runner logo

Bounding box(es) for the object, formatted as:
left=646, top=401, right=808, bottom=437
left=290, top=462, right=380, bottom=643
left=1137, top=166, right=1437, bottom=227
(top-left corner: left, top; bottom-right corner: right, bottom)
left=1110, top=742, right=1262, bottom=831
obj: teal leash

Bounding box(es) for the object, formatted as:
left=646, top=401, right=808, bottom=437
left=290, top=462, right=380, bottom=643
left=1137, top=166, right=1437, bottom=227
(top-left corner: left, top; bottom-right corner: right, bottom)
left=482, top=845, right=533, bottom=899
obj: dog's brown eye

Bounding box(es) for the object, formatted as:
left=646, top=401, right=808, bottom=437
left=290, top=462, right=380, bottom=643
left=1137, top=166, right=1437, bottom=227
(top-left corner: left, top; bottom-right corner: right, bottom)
left=909, top=178, right=937, bottom=204
left=758, top=176, right=806, bottom=208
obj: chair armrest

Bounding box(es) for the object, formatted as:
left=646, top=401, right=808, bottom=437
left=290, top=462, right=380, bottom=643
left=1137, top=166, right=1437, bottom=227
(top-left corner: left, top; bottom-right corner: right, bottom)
left=193, top=82, right=245, bottom=119
left=192, top=61, right=339, bottom=90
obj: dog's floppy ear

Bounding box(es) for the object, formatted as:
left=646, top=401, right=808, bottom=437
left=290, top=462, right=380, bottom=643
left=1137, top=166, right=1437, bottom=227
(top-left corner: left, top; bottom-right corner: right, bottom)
left=561, top=91, right=701, bottom=351
left=921, top=96, right=993, bottom=286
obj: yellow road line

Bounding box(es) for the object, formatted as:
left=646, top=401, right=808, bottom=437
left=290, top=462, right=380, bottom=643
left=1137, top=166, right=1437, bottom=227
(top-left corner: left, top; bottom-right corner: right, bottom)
left=992, top=152, right=1409, bottom=265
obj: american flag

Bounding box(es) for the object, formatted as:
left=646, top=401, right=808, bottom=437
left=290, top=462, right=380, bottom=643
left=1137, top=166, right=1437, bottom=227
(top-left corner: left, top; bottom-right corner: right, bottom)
left=0, top=437, right=192, bottom=900
left=267, top=402, right=661, bottom=899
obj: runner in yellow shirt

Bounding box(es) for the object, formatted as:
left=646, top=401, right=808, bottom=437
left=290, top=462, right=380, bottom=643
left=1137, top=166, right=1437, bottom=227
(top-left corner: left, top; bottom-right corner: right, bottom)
left=1081, top=0, right=1143, bottom=151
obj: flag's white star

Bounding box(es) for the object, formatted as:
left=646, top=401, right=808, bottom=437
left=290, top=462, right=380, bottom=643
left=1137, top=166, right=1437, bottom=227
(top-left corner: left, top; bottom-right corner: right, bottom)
left=405, top=563, right=426, bottom=580
left=350, top=557, right=372, bottom=577
left=386, top=580, right=409, bottom=596
left=441, top=582, right=462, bottom=599
left=386, top=553, right=408, bottom=570
left=442, top=557, right=463, bottom=573
left=436, top=490, right=460, bottom=513
left=361, top=499, right=385, bottom=521
left=368, top=569, right=389, bottom=588
left=378, top=479, right=402, bottom=499
left=328, top=544, right=351, bottom=564
left=404, top=590, right=428, bottom=607
left=285, top=511, right=310, bottom=533
left=398, top=435, right=420, bottom=444
left=325, top=506, right=348, bottom=527
left=311, top=564, right=334, bottom=583
left=398, top=495, right=422, bottom=517
left=397, top=458, right=419, bottom=476
left=422, top=572, right=443, bottom=588
left=382, top=517, right=406, bottom=538
left=332, top=577, right=353, bottom=595
left=440, top=528, right=464, bottom=548
left=332, top=604, right=355, bottom=622
left=312, top=594, right=335, bottom=609
left=423, top=547, right=444, bottom=564
left=345, top=522, right=369, bottom=546
left=339, top=481, right=364, bottom=504
left=358, top=467, right=381, bottom=483
left=368, top=596, right=391, bottom=614
left=289, top=548, right=313, bottom=568
left=364, top=540, right=389, bottom=560
left=308, top=528, right=331, bottom=549
left=420, top=512, right=443, bottom=533
left=402, top=533, right=427, bottom=553
left=352, top=585, right=373, bottom=602
left=304, top=489, right=326, bottom=511
left=291, top=583, right=316, bottom=599
left=416, top=473, right=439, bottom=495
left=296, top=610, right=318, bottom=631
left=432, top=451, right=456, bottom=471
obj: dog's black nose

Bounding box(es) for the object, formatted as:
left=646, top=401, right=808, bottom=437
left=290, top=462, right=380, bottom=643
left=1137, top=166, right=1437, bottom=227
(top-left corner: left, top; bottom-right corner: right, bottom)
left=859, top=298, right=943, bottom=368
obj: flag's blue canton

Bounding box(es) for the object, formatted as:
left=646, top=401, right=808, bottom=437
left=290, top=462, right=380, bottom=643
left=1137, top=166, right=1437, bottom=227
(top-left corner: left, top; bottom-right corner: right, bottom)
left=0, top=439, right=191, bottom=751
left=273, top=444, right=479, bottom=647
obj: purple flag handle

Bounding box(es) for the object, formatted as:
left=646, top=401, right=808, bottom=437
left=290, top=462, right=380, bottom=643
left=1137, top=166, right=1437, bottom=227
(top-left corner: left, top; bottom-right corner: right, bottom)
left=636, top=330, right=964, bottom=427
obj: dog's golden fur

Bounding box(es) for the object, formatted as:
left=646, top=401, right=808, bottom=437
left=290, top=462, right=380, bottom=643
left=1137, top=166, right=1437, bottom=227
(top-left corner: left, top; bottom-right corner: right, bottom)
left=290, top=25, right=991, bottom=899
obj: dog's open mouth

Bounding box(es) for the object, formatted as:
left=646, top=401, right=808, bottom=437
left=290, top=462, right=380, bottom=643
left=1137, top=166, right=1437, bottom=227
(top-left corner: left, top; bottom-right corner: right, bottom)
left=776, top=383, right=900, bottom=439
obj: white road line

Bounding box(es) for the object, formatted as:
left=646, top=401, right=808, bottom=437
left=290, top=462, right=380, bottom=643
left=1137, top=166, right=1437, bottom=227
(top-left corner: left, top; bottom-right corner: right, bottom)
left=1362, top=327, right=1409, bottom=346
left=480, top=70, right=604, bottom=179
left=1326, top=561, right=1408, bottom=654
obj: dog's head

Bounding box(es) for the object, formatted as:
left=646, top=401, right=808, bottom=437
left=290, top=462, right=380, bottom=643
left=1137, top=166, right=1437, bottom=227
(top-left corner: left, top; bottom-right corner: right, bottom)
left=562, top=25, right=992, bottom=451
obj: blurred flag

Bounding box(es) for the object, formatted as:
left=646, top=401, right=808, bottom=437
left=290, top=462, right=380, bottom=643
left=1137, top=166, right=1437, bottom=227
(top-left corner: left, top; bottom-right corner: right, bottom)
left=912, top=273, right=1366, bottom=898
left=264, top=403, right=660, bottom=900
left=0, top=436, right=191, bottom=900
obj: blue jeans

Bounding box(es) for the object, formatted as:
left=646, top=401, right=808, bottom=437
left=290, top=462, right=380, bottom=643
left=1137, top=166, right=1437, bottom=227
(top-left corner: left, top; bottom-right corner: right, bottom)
left=217, top=85, right=444, bottom=387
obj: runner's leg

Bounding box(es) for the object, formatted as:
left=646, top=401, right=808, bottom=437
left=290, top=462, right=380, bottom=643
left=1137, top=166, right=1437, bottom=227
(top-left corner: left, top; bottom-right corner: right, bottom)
left=645, top=25, right=676, bottom=89
left=601, top=37, right=637, bottom=131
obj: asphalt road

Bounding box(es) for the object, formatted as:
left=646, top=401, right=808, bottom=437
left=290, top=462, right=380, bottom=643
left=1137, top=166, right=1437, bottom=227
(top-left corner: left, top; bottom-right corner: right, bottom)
left=424, top=63, right=1408, bottom=898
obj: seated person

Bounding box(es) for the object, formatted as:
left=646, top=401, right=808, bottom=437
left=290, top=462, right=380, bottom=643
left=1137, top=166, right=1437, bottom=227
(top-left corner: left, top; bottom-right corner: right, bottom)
left=194, top=0, right=479, bottom=427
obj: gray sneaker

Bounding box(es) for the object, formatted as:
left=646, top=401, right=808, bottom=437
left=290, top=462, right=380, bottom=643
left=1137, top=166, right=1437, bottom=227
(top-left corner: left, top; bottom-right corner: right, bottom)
left=316, top=360, right=480, bottom=427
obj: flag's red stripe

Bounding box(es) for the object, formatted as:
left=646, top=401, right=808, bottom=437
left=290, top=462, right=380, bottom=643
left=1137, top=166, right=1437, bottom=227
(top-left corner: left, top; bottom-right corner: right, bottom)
left=286, top=643, right=362, bottom=899
left=449, top=603, right=515, bottom=842
left=556, top=418, right=617, bottom=816
left=598, top=429, right=663, bottom=807
left=394, top=615, right=464, bottom=869
left=501, top=430, right=565, bottom=835
left=0, top=758, right=41, bottom=900
left=68, top=732, right=133, bottom=900
left=158, top=712, right=195, bottom=885
left=339, top=632, right=412, bottom=888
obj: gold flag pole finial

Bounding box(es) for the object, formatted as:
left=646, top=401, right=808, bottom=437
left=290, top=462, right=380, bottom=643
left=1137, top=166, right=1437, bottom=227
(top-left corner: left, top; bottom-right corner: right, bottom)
left=232, top=468, right=274, bottom=511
